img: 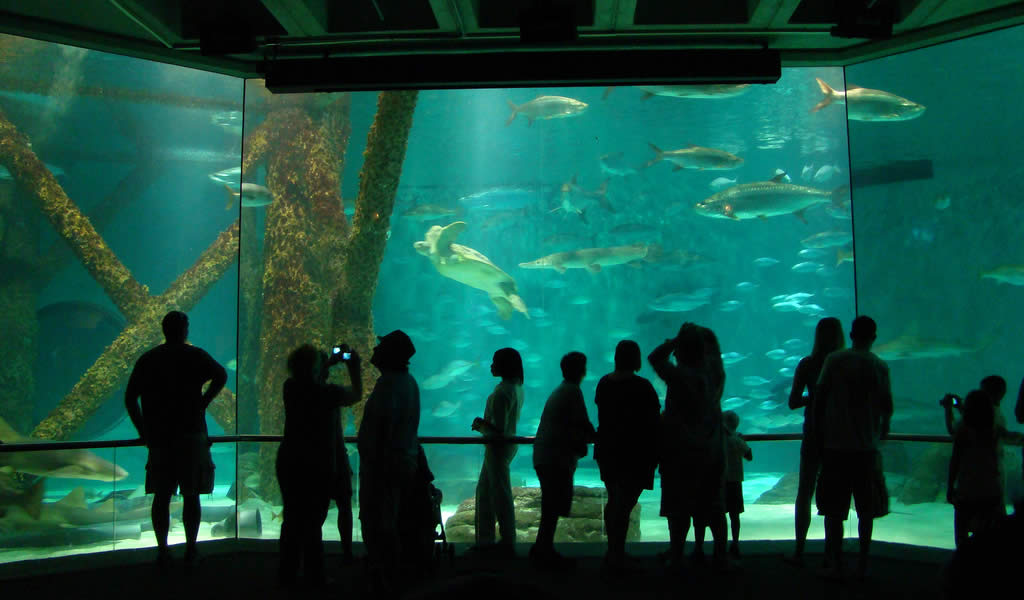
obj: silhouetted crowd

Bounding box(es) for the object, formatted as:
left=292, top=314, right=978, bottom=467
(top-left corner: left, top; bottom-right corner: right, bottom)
left=126, top=311, right=1024, bottom=596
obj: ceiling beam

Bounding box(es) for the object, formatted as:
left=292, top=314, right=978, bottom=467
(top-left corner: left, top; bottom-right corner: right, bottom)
left=749, top=0, right=803, bottom=28
left=0, top=10, right=257, bottom=77
left=258, top=0, right=327, bottom=37
left=107, top=0, right=182, bottom=48
left=833, top=0, right=1024, bottom=65
left=898, top=0, right=949, bottom=29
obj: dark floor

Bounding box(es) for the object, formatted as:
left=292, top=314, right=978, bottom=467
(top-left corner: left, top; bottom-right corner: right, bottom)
left=0, top=539, right=953, bottom=600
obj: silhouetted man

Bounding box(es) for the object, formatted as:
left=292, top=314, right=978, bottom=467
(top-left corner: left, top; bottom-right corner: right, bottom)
left=815, top=315, right=893, bottom=580
left=125, top=310, right=227, bottom=566
left=358, top=330, right=420, bottom=595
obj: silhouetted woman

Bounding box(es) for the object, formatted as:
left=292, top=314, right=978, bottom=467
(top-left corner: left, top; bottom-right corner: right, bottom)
left=277, top=344, right=361, bottom=587
left=594, top=340, right=661, bottom=574
left=470, top=347, right=525, bottom=556
left=784, top=317, right=844, bottom=566
left=650, top=323, right=729, bottom=571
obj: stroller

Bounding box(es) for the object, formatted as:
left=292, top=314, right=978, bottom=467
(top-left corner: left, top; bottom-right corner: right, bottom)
left=398, top=445, right=454, bottom=573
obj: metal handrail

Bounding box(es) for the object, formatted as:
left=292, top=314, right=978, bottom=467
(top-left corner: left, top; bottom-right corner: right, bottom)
left=0, top=433, right=954, bottom=453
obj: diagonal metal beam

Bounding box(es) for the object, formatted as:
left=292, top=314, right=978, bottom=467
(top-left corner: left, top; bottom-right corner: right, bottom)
left=454, top=0, right=481, bottom=33
left=429, top=0, right=463, bottom=34
left=593, top=0, right=618, bottom=30
left=613, top=0, right=638, bottom=30
left=749, top=0, right=804, bottom=28
left=259, top=0, right=327, bottom=36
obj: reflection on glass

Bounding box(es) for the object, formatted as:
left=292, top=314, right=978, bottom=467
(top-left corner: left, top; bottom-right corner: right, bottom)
left=849, top=25, right=1024, bottom=542
left=0, top=31, right=240, bottom=562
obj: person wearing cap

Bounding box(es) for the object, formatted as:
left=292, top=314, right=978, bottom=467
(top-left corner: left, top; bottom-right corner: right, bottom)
left=814, top=315, right=893, bottom=580
left=357, top=329, right=420, bottom=593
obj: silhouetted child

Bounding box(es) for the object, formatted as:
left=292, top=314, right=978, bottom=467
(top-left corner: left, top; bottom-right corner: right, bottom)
left=531, top=352, right=595, bottom=570
left=723, top=410, right=752, bottom=558
left=947, top=390, right=1005, bottom=549
left=470, top=347, right=525, bottom=558
left=320, top=351, right=362, bottom=567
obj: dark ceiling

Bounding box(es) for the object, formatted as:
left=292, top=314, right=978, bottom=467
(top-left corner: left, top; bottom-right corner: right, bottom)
left=0, top=0, right=1021, bottom=83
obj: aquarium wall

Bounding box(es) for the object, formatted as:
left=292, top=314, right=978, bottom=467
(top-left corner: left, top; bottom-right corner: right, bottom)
left=847, top=26, right=1024, bottom=529
left=5, top=23, right=1023, bottom=566
left=231, top=73, right=857, bottom=546
left=0, top=34, right=241, bottom=562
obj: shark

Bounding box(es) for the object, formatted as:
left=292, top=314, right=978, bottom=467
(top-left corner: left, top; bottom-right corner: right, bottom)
left=0, top=416, right=129, bottom=482
left=0, top=486, right=181, bottom=531
left=518, top=244, right=655, bottom=274
left=874, top=334, right=984, bottom=361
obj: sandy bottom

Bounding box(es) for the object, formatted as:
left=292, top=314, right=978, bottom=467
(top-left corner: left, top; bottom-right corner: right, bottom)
left=0, top=473, right=964, bottom=565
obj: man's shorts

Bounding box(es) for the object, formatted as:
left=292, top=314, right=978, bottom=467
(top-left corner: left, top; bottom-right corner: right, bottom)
left=535, top=463, right=576, bottom=518
left=146, top=434, right=215, bottom=496
left=816, top=449, right=889, bottom=520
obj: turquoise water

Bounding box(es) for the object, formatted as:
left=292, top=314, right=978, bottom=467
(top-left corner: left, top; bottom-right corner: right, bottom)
left=2, top=25, right=1024, bottom=562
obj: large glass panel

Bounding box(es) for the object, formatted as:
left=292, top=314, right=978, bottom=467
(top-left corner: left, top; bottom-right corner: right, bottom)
left=237, top=71, right=855, bottom=542
left=0, top=33, right=241, bottom=561
left=847, top=26, right=1024, bottom=537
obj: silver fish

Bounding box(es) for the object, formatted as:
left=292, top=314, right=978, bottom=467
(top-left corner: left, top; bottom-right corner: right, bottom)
left=506, top=96, right=588, bottom=126
left=646, top=143, right=743, bottom=171
left=812, top=78, right=925, bottom=122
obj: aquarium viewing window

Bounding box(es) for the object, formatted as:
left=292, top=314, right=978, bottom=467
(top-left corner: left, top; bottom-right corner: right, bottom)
left=1, top=23, right=1023, bottom=568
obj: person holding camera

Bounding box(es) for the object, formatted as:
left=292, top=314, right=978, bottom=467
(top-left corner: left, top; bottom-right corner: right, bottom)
left=277, top=343, right=362, bottom=587
left=942, top=376, right=1008, bottom=436
left=650, top=323, right=729, bottom=572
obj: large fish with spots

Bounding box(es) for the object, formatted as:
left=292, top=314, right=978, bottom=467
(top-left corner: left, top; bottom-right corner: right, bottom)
left=518, top=244, right=655, bottom=274
left=602, top=85, right=751, bottom=100
left=694, top=173, right=846, bottom=223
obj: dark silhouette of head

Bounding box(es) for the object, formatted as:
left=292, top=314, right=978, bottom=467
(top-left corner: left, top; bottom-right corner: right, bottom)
left=287, top=344, right=320, bottom=382
left=723, top=410, right=740, bottom=433
left=614, top=340, right=642, bottom=373
left=371, top=330, right=416, bottom=371
left=962, top=389, right=995, bottom=435
left=560, top=351, right=587, bottom=384
left=812, top=317, right=845, bottom=357
left=850, top=315, right=877, bottom=349
left=980, top=375, right=1007, bottom=404
left=161, top=311, right=189, bottom=344
left=492, top=347, right=524, bottom=384
left=674, top=322, right=706, bottom=368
